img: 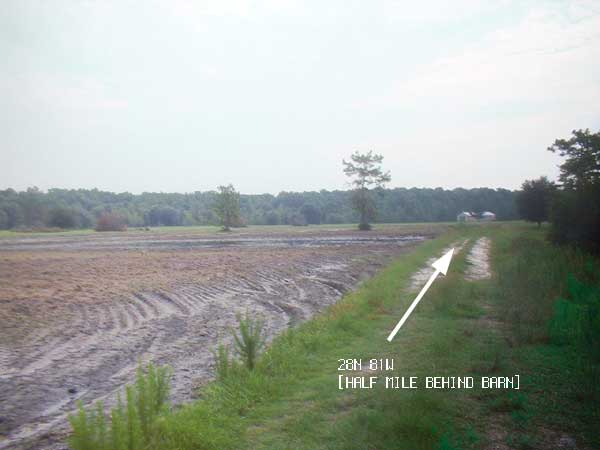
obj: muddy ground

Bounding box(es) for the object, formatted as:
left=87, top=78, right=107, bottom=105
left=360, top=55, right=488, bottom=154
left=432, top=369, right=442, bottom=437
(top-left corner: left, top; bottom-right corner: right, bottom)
left=0, top=227, right=433, bottom=449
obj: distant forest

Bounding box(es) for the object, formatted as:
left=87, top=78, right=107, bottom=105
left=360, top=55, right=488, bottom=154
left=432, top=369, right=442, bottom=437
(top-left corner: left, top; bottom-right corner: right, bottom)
left=0, top=187, right=517, bottom=230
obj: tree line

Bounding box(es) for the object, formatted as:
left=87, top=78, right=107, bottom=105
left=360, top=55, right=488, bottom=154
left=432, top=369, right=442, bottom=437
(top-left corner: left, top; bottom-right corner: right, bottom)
left=0, top=185, right=517, bottom=231
left=517, top=128, right=600, bottom=253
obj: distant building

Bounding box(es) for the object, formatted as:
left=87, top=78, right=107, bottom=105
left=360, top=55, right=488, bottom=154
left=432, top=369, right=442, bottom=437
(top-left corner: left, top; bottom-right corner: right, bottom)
left=480, top=211, right=496, bottom=221
left=457, top=211, right=476, bottom=222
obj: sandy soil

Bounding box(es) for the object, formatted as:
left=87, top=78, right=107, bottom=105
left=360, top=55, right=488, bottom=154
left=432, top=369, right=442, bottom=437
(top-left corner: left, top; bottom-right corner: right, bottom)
left=0, top=228, right=427, bottom=449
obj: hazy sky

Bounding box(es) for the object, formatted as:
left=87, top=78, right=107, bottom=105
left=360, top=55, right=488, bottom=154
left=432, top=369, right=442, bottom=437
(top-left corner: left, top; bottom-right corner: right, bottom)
left=2, top=0, right=599, bottom=194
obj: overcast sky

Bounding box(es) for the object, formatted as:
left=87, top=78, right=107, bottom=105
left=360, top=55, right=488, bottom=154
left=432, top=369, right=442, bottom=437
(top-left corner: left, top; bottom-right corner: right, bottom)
left=2, top=0, right=599, bottom=194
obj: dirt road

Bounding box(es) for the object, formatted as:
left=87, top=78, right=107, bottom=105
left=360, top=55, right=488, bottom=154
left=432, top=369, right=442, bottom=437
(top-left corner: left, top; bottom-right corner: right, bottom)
left=0, top=228, right=428, bottom=449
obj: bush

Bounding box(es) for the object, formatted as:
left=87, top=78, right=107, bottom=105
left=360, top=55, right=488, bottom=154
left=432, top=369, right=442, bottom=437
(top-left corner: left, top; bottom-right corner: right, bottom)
left=95, top=212, right=127, bottom=232
left=69, top=363, right=171, bottom=450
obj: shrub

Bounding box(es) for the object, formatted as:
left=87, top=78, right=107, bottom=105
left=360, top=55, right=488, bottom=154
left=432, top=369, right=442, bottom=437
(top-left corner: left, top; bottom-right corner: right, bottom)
left=69, top=363, right=171, bottom=450
left=95, top=212, right=127, bottom=232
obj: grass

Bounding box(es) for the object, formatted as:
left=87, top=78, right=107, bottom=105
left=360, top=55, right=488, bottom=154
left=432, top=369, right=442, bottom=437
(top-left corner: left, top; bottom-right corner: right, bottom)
left=69, top=222, right=598, bottom=449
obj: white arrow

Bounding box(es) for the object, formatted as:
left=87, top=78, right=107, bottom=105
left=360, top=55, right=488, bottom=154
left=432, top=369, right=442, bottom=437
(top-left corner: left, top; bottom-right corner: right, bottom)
left=387, top=248, right=455, bottom=342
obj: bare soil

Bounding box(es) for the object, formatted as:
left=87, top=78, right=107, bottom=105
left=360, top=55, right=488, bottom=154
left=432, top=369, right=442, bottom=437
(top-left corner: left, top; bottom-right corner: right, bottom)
left=0, top=228, right=428, bottom=449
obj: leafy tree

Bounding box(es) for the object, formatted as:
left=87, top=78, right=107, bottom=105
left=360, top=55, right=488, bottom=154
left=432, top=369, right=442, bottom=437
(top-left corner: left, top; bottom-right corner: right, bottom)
left=516, top=177, right=555, bottom=227
left=213, top=184, right=241, bottom=231
left=547, top=129, right=600, bottom=253
left=342, top=151, right=391, bottom=230
left=548, top=129, right=600, bottom=187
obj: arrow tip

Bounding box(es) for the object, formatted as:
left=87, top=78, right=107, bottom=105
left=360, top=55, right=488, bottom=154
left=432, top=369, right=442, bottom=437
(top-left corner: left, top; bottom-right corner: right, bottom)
left=432, top=248, right=454, bottom=275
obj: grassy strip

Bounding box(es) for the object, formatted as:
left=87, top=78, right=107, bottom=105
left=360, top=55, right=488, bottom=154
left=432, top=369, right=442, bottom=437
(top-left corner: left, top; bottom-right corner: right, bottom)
left=483, top=225, right=599, bottom=448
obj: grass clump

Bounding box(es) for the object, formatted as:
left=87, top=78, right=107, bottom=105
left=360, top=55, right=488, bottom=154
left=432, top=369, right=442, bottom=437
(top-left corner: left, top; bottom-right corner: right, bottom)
left=69, top=362, right=171, bottom=450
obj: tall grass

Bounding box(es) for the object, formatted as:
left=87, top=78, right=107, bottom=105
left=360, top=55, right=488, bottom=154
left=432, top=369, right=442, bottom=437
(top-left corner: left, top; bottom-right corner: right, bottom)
left=492, top=227, right=600, bottom=422
left=492, top=232, right=592, bottom=344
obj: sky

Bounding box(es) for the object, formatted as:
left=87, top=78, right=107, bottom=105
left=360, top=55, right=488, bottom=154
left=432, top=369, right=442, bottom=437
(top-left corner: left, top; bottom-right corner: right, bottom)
left=1, top=0, right=599, bottom=195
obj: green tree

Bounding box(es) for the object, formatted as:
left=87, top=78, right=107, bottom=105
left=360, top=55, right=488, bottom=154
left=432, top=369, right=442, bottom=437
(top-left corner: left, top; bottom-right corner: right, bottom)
left=547, top=129, right=600, bottom=253
left=516, top=177, right=555, bottom=227
left=342, top=151, right=391, bottom=230
left=213, top=184, right=241, bottom=231
left=548, top=128, right=600, bottom=187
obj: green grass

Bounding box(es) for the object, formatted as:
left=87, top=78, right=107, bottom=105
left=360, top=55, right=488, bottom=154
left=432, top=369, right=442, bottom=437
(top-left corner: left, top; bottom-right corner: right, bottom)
left=68, top=222, right=598, bottom=449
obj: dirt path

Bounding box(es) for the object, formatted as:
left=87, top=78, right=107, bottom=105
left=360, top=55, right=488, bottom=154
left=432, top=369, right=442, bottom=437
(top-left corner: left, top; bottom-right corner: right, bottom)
left=0, top=231, right=425, bottom=449
left=465, top=237, right=492, bottom=281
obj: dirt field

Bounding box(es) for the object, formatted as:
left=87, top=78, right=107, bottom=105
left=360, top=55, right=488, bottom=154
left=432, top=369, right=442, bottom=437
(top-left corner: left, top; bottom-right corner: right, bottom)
left=0, top=226, right=437, bottom=449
